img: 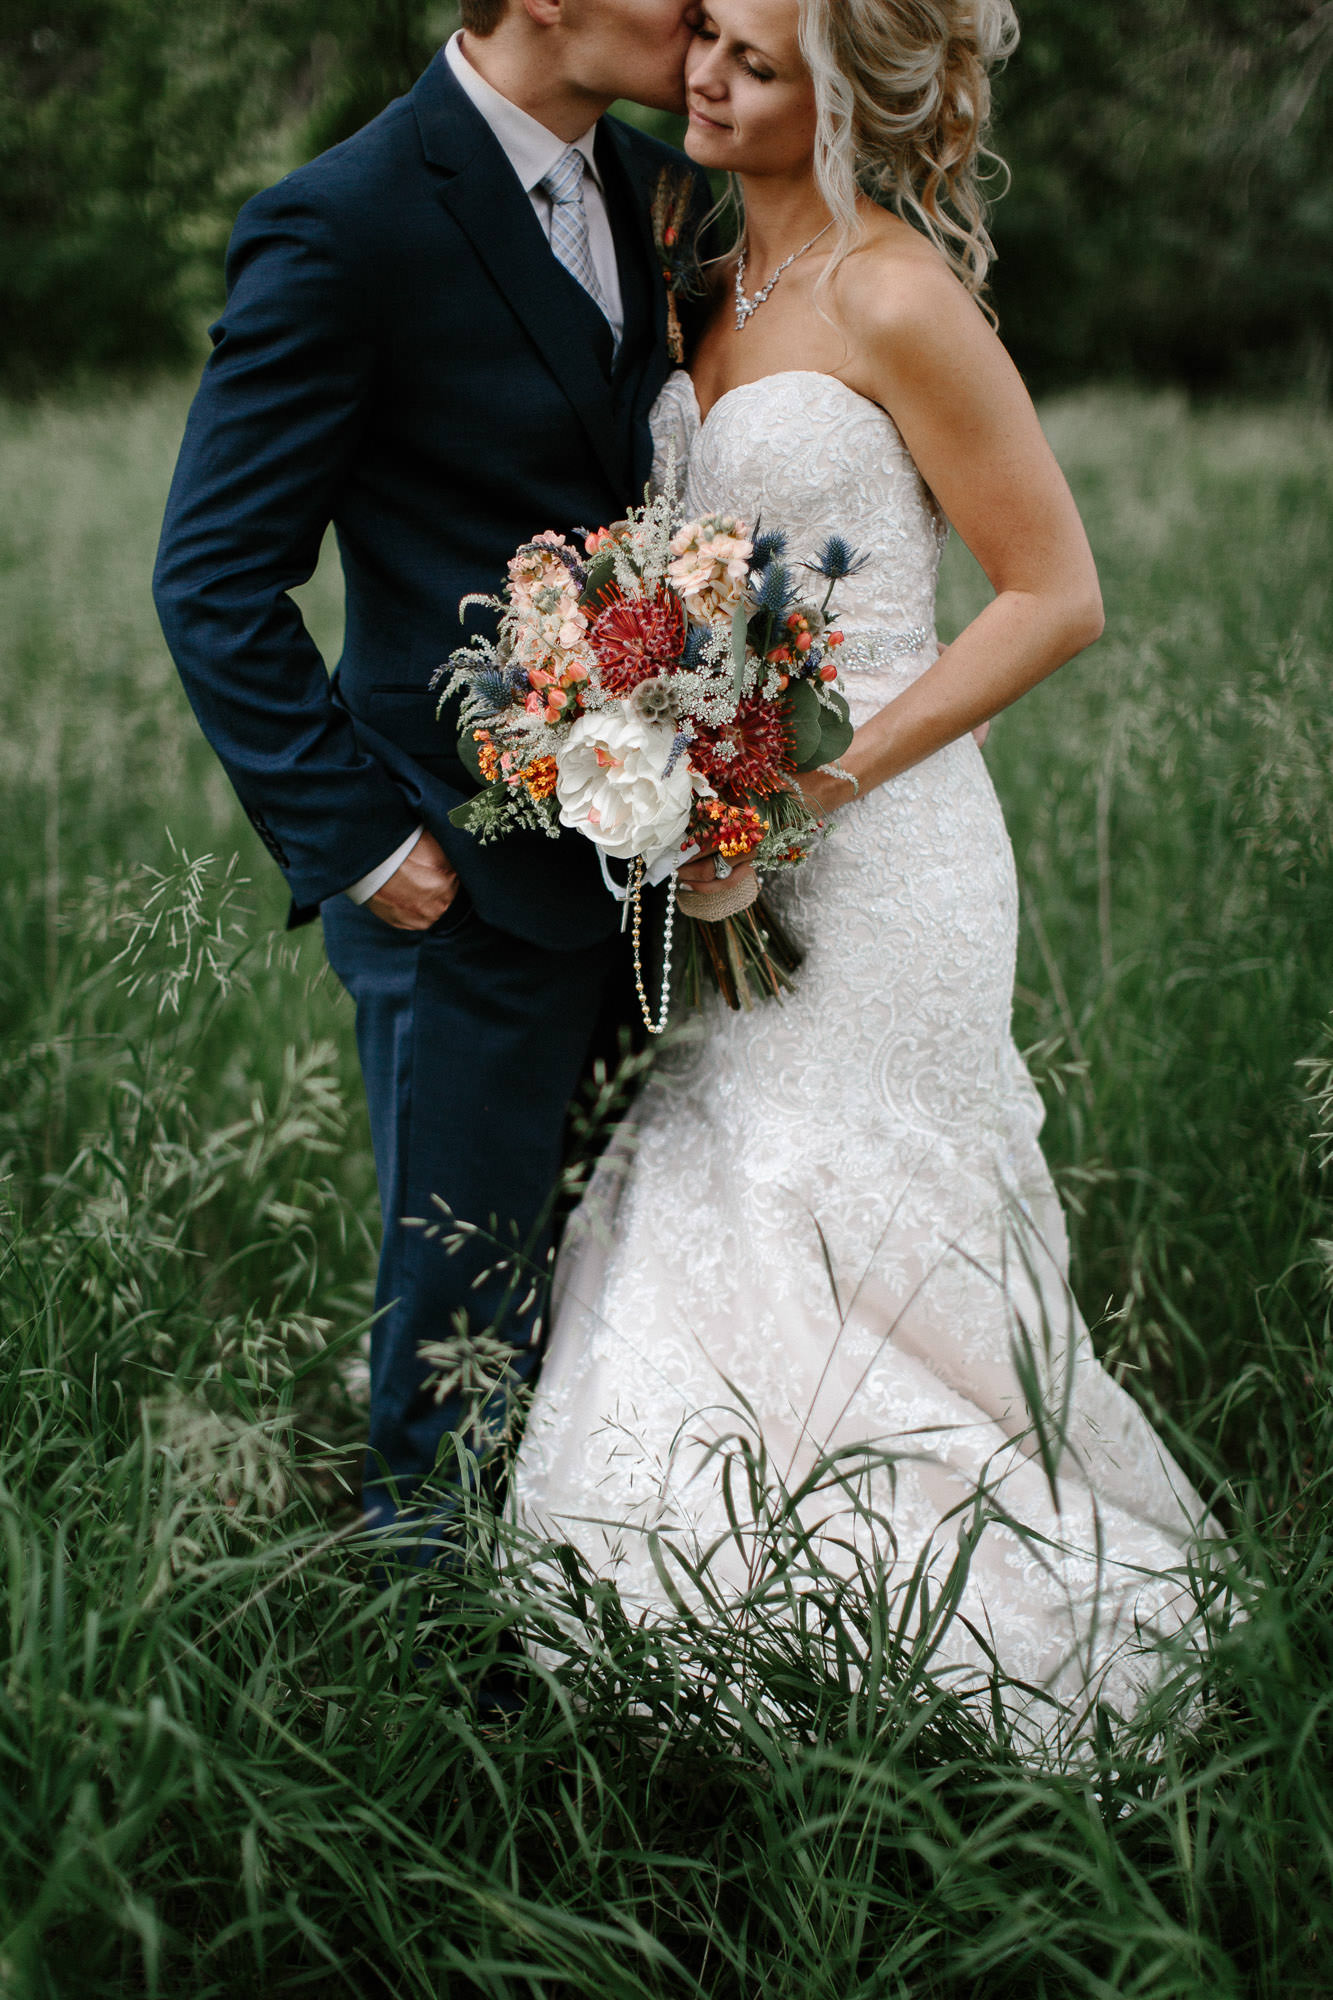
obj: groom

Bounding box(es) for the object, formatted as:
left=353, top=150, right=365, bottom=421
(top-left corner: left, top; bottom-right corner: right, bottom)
left=153, top=0, right=712, bottom=1549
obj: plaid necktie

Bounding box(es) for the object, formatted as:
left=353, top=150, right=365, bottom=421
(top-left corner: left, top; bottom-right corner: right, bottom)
left=539, top=145, right=618, bottom=351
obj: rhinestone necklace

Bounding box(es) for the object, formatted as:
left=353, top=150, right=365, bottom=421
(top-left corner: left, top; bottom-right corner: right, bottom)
left=733, top=222, right=832, bottom=330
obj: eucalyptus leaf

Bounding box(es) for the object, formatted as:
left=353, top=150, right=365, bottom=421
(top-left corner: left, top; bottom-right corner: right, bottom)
left=784, top=678, right=824, bottom=768
left=458, top=725, right=487, bottom=787
left=580, top=549, right=618, bottom=609
left=813, top=691, right=854, bottom=767
left=448, top=781, right=504, bottom=832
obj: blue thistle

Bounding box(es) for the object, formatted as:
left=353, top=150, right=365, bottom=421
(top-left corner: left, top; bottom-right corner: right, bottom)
left=470, top=665, right=516, bottom=716
left=435, top=644, right=493, bottom=694
left=753, top=561, right=795, bottom=615
left=507, top=663, right=532, bottom=695
left=750, top=527, right=788, bottom=569
left=681, top=624, right=710, bottom=671
left=805, top=535, right=870, bottom=584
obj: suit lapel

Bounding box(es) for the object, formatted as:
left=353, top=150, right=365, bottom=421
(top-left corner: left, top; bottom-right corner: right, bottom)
left=597, top=121, right=663, bottom=380
left=600, top=120, right=686, bottom=494
left=413, top=55, right=629, bottom=496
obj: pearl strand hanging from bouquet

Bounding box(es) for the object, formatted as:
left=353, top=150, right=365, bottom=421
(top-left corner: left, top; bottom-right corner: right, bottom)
left=630, top=859, right=678, bottom=1036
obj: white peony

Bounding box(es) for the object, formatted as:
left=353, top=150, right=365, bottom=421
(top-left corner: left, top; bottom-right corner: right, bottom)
left=555, top=709, right=694, bottom=863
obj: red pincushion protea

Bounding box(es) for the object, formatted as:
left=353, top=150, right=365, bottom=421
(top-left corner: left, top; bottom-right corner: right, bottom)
left=589, top=587, right=685, bottom=695
left=690, top=693, right=794, bottom=798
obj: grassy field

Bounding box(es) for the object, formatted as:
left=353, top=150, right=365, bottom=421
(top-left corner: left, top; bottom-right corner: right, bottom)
left=0, top=381, right=1330, bottom=1997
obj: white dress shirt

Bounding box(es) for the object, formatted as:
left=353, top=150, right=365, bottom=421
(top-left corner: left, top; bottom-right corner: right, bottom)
left=347, top=36, right=622, bottom=906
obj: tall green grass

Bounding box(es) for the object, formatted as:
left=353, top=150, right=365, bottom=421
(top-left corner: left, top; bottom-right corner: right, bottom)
left=0, top=384, right=1330, bottom=1996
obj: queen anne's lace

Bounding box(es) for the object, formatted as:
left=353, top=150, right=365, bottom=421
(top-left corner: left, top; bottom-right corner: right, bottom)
left=510, top=370, right=1213, bottom=1725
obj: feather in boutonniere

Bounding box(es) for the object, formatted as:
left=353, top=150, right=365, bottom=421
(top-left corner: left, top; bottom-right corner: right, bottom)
left=651, top=167, right=699, bottom=365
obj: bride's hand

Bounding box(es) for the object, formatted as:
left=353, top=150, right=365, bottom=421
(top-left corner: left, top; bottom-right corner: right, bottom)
left=677, top=849, right=756, bottom=898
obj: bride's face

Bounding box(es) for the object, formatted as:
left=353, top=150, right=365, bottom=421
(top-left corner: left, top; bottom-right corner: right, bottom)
left=684, top=0, right=817, bottom=176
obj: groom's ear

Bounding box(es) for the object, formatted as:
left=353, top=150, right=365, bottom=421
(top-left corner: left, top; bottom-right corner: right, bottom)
left=519, top=0, right=565, bottom=24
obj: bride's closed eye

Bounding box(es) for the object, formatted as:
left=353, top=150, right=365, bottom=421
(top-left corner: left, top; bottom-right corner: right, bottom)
left=691, top=21, right=777, bottom=80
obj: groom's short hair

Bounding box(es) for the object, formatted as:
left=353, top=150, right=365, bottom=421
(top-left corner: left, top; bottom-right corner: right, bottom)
left=460, top=0, right=507, bottom=32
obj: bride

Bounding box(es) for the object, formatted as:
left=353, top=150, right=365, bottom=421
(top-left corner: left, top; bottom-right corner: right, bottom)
left=508, top=0, right=1213, bottom=1720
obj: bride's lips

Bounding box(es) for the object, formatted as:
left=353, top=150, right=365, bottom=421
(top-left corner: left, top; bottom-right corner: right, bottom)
left=688, top=106, right=732, bottom=132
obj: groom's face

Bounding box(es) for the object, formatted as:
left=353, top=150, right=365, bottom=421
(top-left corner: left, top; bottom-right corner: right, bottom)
left=559, top=0, right=698, bottom=113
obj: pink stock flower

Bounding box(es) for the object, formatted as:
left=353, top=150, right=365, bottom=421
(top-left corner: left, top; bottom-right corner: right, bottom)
left=666, top=514, right=753, bottom=624
left=505, top=533, right=592, bottom=674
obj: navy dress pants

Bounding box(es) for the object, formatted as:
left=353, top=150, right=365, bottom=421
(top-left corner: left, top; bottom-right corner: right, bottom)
left=321, top=888, right=625, bottom=1545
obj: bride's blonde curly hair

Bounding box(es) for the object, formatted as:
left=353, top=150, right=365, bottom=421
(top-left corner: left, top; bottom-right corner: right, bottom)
left=798, top=0, right=1019, bottom=314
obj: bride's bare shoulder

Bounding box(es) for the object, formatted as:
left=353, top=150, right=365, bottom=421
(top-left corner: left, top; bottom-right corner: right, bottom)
left=835, top=212, right=996, bottom=354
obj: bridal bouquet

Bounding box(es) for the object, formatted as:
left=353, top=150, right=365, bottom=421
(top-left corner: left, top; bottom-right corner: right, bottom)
left=437, top=479, right=860, bottom=1030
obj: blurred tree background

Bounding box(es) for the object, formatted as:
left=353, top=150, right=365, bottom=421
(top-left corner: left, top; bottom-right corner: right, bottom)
left=990, top=0, right=1333, bottom=394
left=1, top=0, right=1330, bottom=394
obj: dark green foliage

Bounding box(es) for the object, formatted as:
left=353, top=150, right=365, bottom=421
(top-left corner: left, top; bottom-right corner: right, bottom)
left=990, top=0, right=1333, bottom=394
left=3, top=0, right=306, bottom=383
left=0, top=0, right=457, bottom=390
left=300, top=0, right=446, bottom=156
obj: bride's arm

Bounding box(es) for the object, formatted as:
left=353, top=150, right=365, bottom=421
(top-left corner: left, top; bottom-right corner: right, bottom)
left=804, top=247, right=1103, bottom=811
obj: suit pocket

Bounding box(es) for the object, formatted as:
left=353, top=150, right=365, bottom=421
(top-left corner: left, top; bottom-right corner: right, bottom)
left=363, top=683, right=445, bottom=760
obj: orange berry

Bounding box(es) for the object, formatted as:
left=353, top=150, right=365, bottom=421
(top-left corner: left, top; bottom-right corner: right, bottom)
left=826, top=630, right=844, bottom=647
left=795, top=631, right=813, bottom=652
left=819, top=661, right=837, bottom=682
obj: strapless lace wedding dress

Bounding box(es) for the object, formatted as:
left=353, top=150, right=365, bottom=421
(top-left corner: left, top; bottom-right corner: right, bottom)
left=508, top=370, right=1211, bottom=1721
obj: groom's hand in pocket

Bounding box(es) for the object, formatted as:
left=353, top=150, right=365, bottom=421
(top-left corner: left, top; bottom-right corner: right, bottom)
left=367, top=831, right=461, bottom=930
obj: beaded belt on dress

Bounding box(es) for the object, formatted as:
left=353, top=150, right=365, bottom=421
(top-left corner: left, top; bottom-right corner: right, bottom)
left=835, top=625, right=933, bottom=674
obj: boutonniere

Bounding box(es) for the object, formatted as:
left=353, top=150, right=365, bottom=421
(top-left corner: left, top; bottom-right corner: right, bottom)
left=651, top=167, right=700, bottom=365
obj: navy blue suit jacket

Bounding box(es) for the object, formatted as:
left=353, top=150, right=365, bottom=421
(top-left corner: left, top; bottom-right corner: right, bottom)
left=154, top=54, right=708, bottom=949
